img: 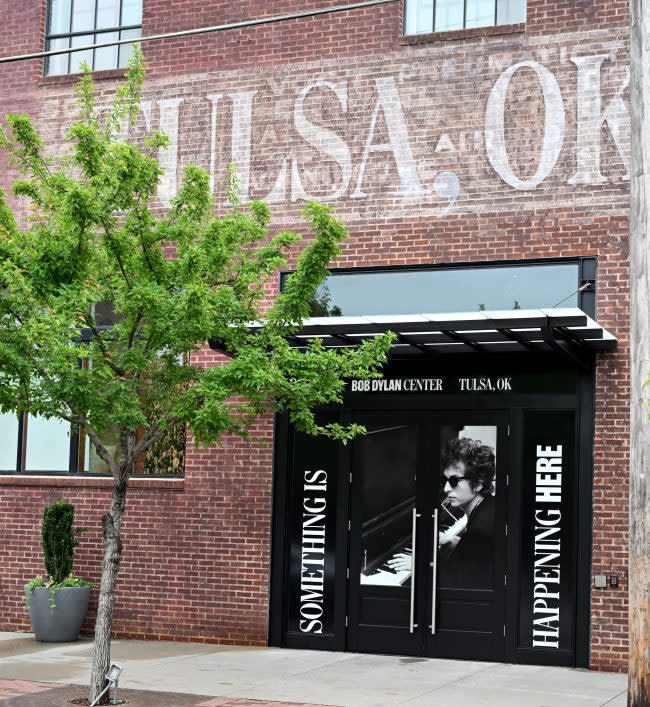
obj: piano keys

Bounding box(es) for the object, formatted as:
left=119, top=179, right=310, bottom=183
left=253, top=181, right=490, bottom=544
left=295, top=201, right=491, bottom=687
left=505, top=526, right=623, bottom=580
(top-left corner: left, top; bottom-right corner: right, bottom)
left=361, top=546, right=412, bottom=586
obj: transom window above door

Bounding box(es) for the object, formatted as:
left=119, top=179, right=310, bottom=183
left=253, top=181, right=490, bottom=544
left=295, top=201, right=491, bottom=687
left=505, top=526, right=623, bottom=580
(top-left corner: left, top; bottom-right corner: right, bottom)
left=45, top=0, right=142, bottom=76
left=404, top=0, right=526, bottom=35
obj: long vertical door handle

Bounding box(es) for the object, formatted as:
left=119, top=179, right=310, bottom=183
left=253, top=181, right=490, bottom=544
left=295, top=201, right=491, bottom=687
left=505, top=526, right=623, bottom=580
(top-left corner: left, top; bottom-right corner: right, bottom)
left=409, top=508, right=418, bottom=633
left=431, top=508, right=439, bottom=635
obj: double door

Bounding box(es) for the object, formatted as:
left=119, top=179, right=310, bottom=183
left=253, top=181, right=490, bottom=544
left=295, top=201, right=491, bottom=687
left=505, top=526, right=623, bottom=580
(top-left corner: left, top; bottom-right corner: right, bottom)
left=347, top=410, right=508, bottom=660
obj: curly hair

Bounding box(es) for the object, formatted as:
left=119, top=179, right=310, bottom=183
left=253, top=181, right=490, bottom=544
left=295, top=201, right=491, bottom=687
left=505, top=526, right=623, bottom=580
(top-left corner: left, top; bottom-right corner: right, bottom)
left=442, top=436, right=496, bottom=496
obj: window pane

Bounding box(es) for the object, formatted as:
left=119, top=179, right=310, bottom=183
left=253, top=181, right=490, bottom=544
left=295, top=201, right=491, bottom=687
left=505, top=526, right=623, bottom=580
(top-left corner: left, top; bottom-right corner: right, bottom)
left=305, top=264, right=581, bottom=317
left=48, top=0, right=72, bottom=34
left=25, top=416, right=70, bottom=471
left=70, top=34, right=94, bottom=73
left=497, top=0, right=526, bottom=23
left=404, top=0, right=433, bottom=35
left=466, top=0, right=495, bottom=28
left=71, top=0, right=96, bottom=32
left=96, top=0, right=120, bottom=29
left=0, top=413, right=19, bottom=471
left=94, top=31, right=118, bottom=70
left=93, top=301, right=123, bottom=327
left=121, top=0, right=143, bottom=26
left=118, top=27, right=140, bottom=67
left=45, top=37, right=70, bottom=76
left=84, top=424, right=119, bottom=473
left=434, top=0, right=464, bottom=31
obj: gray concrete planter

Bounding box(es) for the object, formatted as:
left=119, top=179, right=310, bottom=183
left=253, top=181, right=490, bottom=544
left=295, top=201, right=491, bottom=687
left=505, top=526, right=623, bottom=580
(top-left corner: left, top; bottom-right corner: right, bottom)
left=26, top=586, right=90, bottom=642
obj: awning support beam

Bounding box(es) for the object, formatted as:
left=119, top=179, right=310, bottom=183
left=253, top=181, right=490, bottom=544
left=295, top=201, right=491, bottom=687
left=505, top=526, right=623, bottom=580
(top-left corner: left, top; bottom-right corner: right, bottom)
left=541, top=320, right=591, bottom=370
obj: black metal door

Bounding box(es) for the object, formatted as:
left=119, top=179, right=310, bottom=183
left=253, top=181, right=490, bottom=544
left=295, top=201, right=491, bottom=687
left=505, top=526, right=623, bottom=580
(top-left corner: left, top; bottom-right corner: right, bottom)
left=346, top=411, right=429, bottom=655
left=425, top=411, right=508, bottom=661
left=346, top=410, right=507, bottom=661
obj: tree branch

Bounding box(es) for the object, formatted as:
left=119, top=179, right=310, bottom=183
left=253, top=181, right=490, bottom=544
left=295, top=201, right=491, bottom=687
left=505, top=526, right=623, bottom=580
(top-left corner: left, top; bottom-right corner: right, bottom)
left=56, top=409, right=118, bottom=476
left=127, top=310, right=144, bottom=350
left=126, top=415, right=182, bottom=468
left=83, top=314, right=125, bottom=377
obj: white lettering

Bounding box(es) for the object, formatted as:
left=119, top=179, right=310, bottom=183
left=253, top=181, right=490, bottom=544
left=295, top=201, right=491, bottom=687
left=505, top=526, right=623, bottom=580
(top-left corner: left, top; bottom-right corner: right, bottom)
left=300, top=471, right=328, bottom=634
left=158, top=98, right=185, bottom=206
left=485, top=61, right=565, bottom=190
left=569, top=55, right=630, bottom=184
left=532, top=444, right=563, bottom=648
left=353, top=77, right=424, bottom=198
left=207, top=91, right=257, bottom=199
left=292, top=81, right=352, bottom=201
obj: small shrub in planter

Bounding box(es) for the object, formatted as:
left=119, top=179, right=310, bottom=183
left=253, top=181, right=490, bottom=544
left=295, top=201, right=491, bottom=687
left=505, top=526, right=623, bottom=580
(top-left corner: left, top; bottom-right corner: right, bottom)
left=25, top=499, right=92, bottom=642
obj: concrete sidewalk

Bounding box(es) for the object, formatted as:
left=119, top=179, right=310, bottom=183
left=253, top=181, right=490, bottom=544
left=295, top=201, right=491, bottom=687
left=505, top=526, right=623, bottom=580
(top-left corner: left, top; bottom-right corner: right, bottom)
left=0, top=632, right=628, bottom=707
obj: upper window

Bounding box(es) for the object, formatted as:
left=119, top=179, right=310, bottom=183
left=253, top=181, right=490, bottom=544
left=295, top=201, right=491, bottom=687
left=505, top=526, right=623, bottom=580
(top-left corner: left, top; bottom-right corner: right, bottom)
left=404, top=0, right=525, bottom=35
left=45, top=0, right=142, bottom=76
left=291, top=262, right=587, bottom=318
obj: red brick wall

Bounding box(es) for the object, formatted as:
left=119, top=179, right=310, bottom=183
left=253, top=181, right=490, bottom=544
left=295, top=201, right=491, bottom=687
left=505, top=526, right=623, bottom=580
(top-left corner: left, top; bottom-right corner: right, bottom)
left=0, top=0, right=630, bottom=672
left=0, top=427, right=273, bottom=645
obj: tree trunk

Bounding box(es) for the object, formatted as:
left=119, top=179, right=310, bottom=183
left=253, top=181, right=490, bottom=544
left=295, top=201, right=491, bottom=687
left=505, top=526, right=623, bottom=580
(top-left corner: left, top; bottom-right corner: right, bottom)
left=629, top=2, right=650, bottom=705
left=89, top=477, right=128, bottom=705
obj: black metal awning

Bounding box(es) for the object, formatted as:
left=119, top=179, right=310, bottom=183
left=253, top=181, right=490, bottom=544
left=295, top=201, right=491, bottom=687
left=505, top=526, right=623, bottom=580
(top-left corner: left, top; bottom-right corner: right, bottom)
left=276, top=308, right=616, bottom=365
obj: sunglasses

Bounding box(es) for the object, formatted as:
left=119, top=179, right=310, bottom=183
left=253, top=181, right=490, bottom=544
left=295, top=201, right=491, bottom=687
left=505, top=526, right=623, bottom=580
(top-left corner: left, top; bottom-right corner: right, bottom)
left=444, top=475, right=465, bottom=488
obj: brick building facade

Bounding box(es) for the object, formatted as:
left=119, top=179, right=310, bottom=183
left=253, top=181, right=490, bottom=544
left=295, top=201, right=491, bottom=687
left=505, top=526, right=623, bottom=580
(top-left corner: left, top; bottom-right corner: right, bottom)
left=0, top=0, right=630, bottom=673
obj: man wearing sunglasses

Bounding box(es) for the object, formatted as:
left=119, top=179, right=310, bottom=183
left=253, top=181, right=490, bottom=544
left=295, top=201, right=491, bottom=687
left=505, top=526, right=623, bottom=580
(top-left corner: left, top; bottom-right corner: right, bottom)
left=438, top=436, right=496, bottom=588
left=387, top=435, right=496, bottom=587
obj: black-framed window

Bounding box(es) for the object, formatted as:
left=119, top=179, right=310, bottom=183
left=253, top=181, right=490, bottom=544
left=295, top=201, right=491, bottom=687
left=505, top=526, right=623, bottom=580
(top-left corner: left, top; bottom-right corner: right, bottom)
left=280, top=258, right=597, bottom=319
left=403, top=0, right=526, bottom=35
left=0, top=411, right=184, bottom=476
left=45, top=0, right=143, bottom=76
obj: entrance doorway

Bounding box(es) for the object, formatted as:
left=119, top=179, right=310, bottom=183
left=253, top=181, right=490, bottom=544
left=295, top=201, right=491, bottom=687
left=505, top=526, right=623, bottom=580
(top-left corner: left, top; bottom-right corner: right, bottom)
left=347, top=411, right=507, bottom=660
left=271, top=359, right=592, bottom=668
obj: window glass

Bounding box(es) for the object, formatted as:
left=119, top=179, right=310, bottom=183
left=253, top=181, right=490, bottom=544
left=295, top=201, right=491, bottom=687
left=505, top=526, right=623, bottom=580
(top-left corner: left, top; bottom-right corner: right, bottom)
left=466, top=0, right=495, bottom=28
left=497, top=0, right=526, bottom=23
left=434, top=0, right=464, bottom=31
left=121, top=0, right=143, bottom=25
left=0, top=413, right=19, bottom=471
left=96, top=0, right=120, bottom=29
left=24, top=416, right=70, bottom=471
left=94, top=32, right=119, bottom=71
left=45, top=37, right=70, bottom=76
left=303, top=264, right=581, bottom=317
left=70, top=34, right=94, bottom=73
left=71, top=0, right=96, bottom=32
left=48, top=0, right=72, bottom=34
left=93, top=301, right=123, bottom=327
left=84, top=424, right=120, bottom=473
left=404, top=0, right=525, bottom=35
left=404, top=0, right=433, bottom=35
left=118, top=27, right=141, bottom=66
left=45, top=0, right=142, bottom=75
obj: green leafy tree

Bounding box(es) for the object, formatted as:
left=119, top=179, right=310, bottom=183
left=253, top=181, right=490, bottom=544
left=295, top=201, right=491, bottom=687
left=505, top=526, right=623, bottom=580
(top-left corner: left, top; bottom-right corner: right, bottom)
left=0, top=48, right=393, bottom=704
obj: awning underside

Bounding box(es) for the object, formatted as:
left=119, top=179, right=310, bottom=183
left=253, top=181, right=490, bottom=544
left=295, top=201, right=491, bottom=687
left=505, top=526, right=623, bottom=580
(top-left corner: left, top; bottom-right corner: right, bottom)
left=283, top=308, right=617, bottom=358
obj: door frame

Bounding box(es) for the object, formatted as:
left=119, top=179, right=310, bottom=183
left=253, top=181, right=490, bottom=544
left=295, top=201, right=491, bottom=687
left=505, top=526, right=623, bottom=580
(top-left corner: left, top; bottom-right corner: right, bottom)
left=269, top=359, right=594, bottom=669
left=344, top=407, right=509, bottom=661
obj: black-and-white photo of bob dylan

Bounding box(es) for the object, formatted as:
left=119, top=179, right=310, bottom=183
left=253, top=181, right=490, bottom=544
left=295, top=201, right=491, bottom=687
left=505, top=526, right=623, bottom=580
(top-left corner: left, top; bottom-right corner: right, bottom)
left=359, top=425, right=497, bottom=590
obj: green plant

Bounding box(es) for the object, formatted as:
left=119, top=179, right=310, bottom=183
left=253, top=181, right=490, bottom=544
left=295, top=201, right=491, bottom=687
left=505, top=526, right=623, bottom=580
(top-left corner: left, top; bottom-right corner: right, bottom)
left=25, top=574, right=93, bottom=610
left=42, top=498, right=78, bottom=584
left=24, top=499, right=91, bottom=610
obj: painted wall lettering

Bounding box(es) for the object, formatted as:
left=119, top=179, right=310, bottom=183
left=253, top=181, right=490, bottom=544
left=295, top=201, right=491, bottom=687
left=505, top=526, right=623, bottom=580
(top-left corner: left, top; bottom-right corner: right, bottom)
left=51, top=45, right=629, bottom=216
left=352, top=76, right=424, bottom=198
left=485, top=61, right=565, bottom=190
left=569, top=55, right=630, bottom=184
